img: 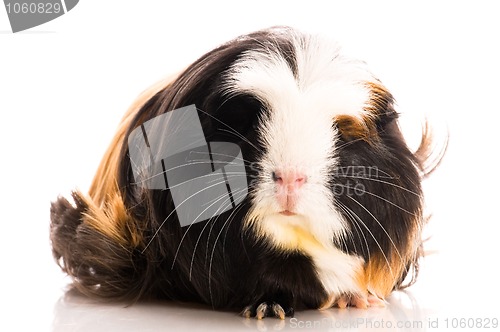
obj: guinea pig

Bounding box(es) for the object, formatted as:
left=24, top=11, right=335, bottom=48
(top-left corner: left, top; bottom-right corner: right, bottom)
left=50, top=26, right=441, bottom=319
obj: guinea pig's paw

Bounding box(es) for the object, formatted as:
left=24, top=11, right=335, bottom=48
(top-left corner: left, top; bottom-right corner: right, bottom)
left=321, top=292, right=381, bottom=309
left=336, top=293, right=368, bottom=309
left=367, top=293, right=386, bottom=307
left=335, top=292, right=386, bottom=309
left=241, top=301, right=294, bottom=320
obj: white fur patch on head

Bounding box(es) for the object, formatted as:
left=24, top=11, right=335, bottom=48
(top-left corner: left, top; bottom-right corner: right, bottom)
left=223, top=31, right=377, bottom=250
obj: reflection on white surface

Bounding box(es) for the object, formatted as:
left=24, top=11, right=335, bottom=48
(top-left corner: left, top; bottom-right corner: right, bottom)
left=52, top=289, right=431, bottom=332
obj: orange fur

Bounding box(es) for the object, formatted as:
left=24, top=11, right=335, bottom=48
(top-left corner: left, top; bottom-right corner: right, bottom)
left=335, top=114, right=377, bottom=141
left=82, top=73, right=181, bottom=244
left=80, top=192, right=142, bottom=247
left=365, top=252, right=404, bottom=299
left=364, top=81, right=393, bottom=115
left=89, top=74, right=180, bottom=204
left=318, top=265, right=369, bottom=309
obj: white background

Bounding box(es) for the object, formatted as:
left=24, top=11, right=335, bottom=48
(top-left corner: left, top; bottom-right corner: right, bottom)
left=1, top=1, right=499, bottom=331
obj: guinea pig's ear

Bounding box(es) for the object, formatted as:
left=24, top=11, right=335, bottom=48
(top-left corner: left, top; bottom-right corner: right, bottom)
left=334, top=114, right=379, bottom=142
left=364, top=79, right=448, bottom=178
left=364, top=81, right=399, bottom=129
left=334, top=81, right=397, bottom=143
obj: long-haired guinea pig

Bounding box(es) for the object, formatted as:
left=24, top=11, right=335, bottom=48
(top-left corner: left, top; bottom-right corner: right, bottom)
left=50, top=26, right=442, bottom=319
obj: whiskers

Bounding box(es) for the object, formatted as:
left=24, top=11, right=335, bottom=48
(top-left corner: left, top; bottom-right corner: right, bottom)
left=335, top=197, right=397, bottom=280
left=334, top=182, right=418, bottom=216
left=171, top=181, right=247, bottom=308
left=140, top=170, right=249, bottom=254
left=207, top=191, right=248, bottom=307
left=332, top=165, right=422, bottom=279
left=130, top=158, right=250, bottom=188
left=137, top=157, right=251, bottom=306
left=332, top=166, right=423, bottom=198
left=129, top=106, right=261, bottom=307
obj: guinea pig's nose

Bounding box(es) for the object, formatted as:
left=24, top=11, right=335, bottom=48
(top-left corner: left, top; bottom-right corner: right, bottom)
left=271, top=170, right=307, bottom=188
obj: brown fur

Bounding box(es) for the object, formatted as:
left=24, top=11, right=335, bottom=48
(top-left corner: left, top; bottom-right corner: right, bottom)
left=50, top=75, right=181, bottom=300
left=50, top=192, right=144, bottom=300
left=335, top=114, right=378, bottom=141
left=49, top=27, right=443, bottom=315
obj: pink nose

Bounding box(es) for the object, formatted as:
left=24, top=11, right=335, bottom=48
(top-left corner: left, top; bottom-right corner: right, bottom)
left=272, top=170, right=307, bottom=188
left=272, top=169, right=307, bottom=211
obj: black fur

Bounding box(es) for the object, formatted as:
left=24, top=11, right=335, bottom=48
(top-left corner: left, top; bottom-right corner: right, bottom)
left=50, top=27, right=431, bottom=318
left=334, top=117, right=423, bottom=282
left=51, top=193, right=147, bottom=300
left=115, top=28, right=326, bottom=311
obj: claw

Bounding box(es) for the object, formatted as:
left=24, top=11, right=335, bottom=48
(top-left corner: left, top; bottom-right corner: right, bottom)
left=256, top=303, right=267, bottom=320
left=337, top=296, right=348, bottom=309
left=242, top=306, right=253, bottom=318
left=241, top=301, right=293, bottom=319
left=271, top=303, right=286, bottom=320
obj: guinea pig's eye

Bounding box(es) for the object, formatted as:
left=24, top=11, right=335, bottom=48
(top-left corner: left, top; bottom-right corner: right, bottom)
left=375, top=111, right=399, bottom=132
left=211, top=95, right=262, bottom=140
